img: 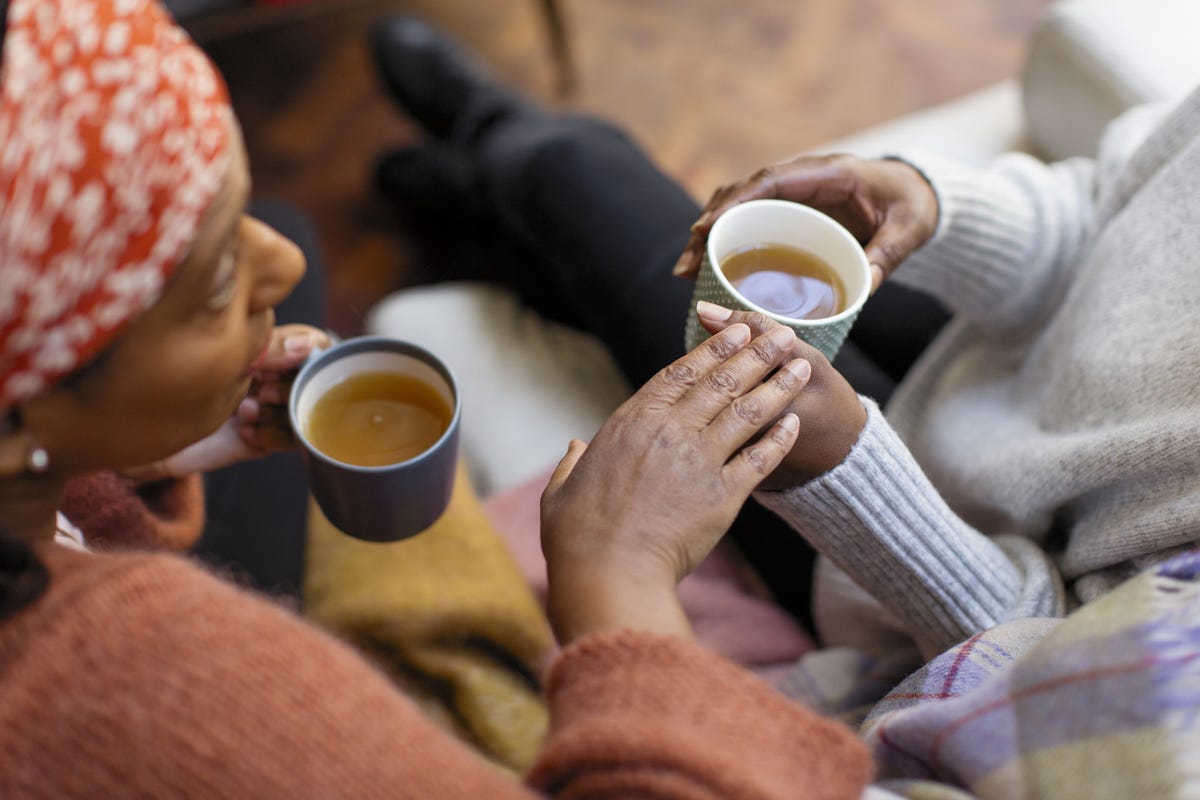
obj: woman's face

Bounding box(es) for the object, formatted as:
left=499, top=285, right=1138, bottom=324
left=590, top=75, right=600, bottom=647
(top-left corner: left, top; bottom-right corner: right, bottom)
left=22, top=121, right=306, bottom=474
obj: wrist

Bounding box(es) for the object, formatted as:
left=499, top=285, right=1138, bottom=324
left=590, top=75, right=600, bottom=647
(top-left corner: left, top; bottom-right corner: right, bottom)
left=118, top=460, right=173, bottom=485
left=547, top=556, right=691, bottom=646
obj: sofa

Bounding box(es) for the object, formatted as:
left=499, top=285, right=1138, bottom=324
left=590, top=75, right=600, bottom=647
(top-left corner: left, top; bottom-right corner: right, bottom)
left=366, top=0, right=1200, bottom=499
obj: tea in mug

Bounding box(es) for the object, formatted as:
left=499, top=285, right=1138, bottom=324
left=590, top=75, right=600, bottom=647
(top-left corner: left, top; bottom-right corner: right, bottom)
left=719, top=243, right=846, bottom=320
left=305, top=371, right=452, bottom=467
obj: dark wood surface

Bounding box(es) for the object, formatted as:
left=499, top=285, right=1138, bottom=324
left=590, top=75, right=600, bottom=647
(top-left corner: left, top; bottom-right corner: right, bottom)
left=204, top=0, right=1051, bottom=335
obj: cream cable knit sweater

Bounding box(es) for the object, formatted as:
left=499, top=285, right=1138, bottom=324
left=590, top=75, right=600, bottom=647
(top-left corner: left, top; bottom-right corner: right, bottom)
left=759, top=87, right=1200, bottom=660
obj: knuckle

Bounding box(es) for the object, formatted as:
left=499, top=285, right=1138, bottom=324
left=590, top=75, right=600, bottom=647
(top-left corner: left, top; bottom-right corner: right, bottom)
left=704, top=367, right=739, bottom=395
left=731, top=397, right=764, bottom=425
left=752, top=166, right=781, bottom=194
left=875, top=240, right=907, bottom=268
left=749, top=335, right=782, bottom=364
left=772, top=366, right=799, bottom=392
left=661, top=361, right=700, bottom=387
left=743, top=311, right=776, bottom=333
left=743, top=445, right=772, bottom=475
left=705, top=334, right=740, bottom=361
left=769, top=423, right=795, bottom=446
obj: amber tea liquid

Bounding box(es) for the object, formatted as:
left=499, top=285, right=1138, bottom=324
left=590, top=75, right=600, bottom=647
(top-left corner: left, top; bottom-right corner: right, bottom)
left=719, top=243, right=846, bottom=320
left=305, top=371, right=452, bottom=467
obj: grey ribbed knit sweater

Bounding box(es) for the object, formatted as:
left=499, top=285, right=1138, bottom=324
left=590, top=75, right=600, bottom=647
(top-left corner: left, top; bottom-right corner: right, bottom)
left=758, top=87, right=1200, bottom=660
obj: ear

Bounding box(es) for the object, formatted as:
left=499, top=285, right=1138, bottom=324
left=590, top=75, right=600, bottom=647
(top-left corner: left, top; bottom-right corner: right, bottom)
left=0, top=411, right=39, bottom=479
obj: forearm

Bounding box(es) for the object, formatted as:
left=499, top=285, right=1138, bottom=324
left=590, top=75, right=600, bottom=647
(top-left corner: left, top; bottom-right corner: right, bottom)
left=756, top=401, right=1066, bottom=657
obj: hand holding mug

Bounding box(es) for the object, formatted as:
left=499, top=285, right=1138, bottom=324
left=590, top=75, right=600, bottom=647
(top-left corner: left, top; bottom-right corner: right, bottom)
left=674, top=154, right=939, bottom=290
left=540, top=323, right=807, bottom=645
left=697, top=303, right=867, bottom=491
left=234, top=324, right=334, bottom=453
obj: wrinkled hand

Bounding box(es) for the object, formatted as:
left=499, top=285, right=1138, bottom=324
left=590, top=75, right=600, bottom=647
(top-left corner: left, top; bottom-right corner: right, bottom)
left=124, top=325, right=331, bottom=481
left=698, top=304, right=867, bottom=491
left=674, top=154, right=939, bottom=290
left=541, top=323, right=807, bottom=644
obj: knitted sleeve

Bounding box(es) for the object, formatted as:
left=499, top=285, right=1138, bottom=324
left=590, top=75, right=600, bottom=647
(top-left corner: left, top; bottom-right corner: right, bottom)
left=60, top=471, right=204, bottom=550
left=887, top=99, right=1176, bottom=336
left=1, top=549, right=871, bottom=800
left=756, top=401, right=1066, bottom=658
left=884, top=149, right=1097, bottom=336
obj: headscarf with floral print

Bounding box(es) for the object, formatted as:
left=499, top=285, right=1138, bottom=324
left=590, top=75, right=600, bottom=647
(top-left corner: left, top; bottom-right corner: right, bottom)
left=0, top=0, right=232, bottom=409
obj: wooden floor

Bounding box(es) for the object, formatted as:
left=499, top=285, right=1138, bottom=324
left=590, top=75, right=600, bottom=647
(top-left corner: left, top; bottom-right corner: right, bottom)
left=203, top=0, right=1051, bottom=335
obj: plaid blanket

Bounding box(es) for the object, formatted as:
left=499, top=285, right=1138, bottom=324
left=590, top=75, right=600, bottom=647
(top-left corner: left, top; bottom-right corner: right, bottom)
left=783, top=549, right=1200, bottom=799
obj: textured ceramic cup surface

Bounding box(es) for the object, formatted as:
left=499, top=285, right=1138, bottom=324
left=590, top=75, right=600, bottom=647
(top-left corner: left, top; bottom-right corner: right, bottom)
left=684, top=199, right=871, bottom=362
left=289, top=336, right=461, bottom=542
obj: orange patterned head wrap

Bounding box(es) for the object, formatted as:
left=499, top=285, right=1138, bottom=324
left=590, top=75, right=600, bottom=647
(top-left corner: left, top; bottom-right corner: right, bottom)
left=0, top=0, right=232, bottom=408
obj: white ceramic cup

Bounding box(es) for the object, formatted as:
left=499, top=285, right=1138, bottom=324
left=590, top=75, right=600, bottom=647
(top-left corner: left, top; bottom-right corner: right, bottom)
left=684, top=199, right=871, bottom=361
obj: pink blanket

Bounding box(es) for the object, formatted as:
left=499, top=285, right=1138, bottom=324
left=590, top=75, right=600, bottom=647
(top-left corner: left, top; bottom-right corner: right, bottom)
left=483, top=468, right=813, bottom=681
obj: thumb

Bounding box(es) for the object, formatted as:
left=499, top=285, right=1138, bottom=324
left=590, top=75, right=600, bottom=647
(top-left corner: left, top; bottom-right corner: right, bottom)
left=255, top=325, right=333, bottom=375
left=863, top=216, right=929, bottom=291
left=543, top=439, right=588, bottom=498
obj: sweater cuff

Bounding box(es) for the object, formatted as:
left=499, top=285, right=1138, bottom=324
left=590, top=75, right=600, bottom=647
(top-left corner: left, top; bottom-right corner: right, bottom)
left=533, top=629, right=873, bottom=800
left=61, top=472, right=205, bottom=551
left=756, top=400, right=1022, bottom=655
left=884, top=151, right=1037, bottom=323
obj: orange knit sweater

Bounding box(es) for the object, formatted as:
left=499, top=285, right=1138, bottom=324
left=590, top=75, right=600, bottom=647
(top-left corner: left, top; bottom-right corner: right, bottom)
left=0, top=476, right=871, bottom=798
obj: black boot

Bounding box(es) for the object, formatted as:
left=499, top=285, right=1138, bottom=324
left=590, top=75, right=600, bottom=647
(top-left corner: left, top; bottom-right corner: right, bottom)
left=374, top=144, right=479, bottom=213
left=370, top=16, right=531, bottom=143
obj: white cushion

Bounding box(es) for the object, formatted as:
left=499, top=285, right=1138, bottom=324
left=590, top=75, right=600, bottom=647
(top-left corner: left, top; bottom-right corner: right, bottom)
left=810, top=82, right=1026, bottom=166
left=1023, top=0, right=1200, bottom=161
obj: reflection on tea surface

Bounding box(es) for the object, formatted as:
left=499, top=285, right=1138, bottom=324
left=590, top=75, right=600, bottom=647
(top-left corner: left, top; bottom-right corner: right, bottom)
left=721, top=243, right=845, bottom=320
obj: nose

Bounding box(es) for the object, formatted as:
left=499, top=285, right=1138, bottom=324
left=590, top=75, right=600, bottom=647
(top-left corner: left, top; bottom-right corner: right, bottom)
left=243, top=215, right=306, bottom=314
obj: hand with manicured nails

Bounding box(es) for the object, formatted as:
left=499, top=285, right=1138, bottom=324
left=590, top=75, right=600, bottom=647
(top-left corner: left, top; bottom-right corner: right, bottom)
left=540, top=323, right=807, bottom=645
left=696, top=303, right=867, bottom=492
left=673, top=154, right=939, bottom=291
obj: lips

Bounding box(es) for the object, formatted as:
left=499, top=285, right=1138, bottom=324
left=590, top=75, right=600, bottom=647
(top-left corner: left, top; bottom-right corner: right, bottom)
left=243, top=336, right=271, bottom=378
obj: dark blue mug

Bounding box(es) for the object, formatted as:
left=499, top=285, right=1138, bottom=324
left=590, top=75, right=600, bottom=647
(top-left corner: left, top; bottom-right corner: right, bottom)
left=288, top=336, right=461, bottom=542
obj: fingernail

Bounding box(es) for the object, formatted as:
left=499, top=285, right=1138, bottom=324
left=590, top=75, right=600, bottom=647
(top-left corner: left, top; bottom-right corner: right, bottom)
left=691, top=211, right=712, bottom=230
left=870, top=263, right=884, bottom=292
left=237, top=397, right=260, bottom=420
left=726, top=323, right=751, bottom=345
left=284, top=333, right=312, bottom=354
left=696, top=301, right=732, bottom=321
left=779, top=413, right=799, bottom=432
left=785, top=358, right=812, bottom=382
left=672, top=252, right=693, bottom=277
left=767, top=325, right=795, bottom=349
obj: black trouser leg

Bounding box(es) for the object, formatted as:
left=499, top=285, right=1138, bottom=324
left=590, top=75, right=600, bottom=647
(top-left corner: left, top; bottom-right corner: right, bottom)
left=476, top=114, right=696, bottom=387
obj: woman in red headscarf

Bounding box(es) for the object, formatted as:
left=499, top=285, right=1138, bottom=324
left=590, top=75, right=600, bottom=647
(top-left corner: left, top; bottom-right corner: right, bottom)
left=0, top=0, right=870, bottom=796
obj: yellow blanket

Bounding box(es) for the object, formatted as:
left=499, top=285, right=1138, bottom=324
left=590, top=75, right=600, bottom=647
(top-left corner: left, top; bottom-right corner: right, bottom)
left=303, top=462, right=555, bottom=772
